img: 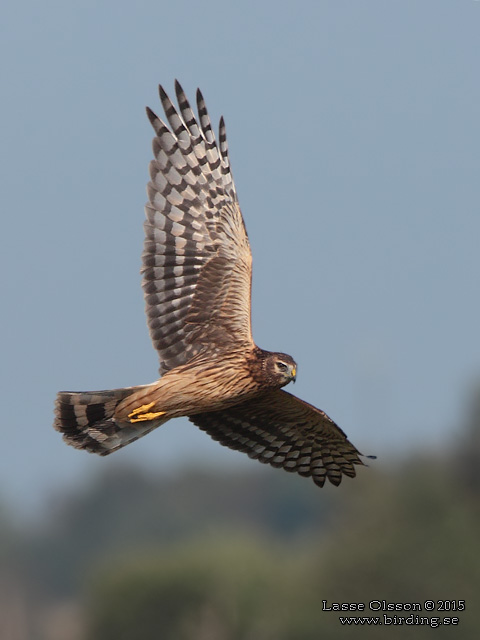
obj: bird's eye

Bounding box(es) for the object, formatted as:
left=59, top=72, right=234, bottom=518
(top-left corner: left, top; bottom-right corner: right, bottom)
left=276, top=362, right=288, bottom=372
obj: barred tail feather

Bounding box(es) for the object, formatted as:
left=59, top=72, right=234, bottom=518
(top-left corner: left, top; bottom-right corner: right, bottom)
left=54, top=385, right=167, bottom=455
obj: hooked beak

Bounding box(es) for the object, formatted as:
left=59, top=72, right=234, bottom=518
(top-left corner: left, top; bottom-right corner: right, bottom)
left=291, top=367, right=297, bottom=383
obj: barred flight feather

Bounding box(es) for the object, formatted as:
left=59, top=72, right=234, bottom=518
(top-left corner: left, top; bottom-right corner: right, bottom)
left=190, top=389, right=364, bottom=487
left=143, top=81, right=252, bottom=375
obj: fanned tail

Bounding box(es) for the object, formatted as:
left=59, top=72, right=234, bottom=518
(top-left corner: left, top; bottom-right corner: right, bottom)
left=54, top=385, right=167, bottom=455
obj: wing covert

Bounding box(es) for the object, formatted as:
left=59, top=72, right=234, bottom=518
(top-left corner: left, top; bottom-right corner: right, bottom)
left=190, top=390, right=369, bottom=487
left=143, top=81, right=253, bottom=374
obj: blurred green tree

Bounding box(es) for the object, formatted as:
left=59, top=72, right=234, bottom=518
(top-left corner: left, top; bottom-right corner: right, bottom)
left=17, top=383, right=480, bottom=639
left=85, top=537, right=306, bottom=640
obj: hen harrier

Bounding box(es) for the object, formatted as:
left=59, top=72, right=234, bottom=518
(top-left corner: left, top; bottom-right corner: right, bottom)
left=54, top=81, right=372, bottom=487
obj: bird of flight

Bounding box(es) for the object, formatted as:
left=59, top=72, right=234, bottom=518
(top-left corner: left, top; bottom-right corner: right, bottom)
left=54, top=81, right=373, bottom=487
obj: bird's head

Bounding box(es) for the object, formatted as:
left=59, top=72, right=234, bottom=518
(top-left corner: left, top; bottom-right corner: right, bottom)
left=264, top=352, right=297, bottom=387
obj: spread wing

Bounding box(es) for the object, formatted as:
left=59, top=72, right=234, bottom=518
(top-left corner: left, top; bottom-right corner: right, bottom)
left=143, top=81, right=253, bottom=374
left=190, top=390, right=370, bottom=487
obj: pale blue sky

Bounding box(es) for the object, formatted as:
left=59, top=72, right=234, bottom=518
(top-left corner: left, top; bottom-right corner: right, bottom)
left=1, top=0, right=479, bottom=514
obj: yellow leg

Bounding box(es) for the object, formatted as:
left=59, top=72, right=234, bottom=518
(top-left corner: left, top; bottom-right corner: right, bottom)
left=128, top=402, right=166, bottom=423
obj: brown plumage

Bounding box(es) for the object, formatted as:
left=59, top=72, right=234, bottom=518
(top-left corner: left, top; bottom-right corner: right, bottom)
left=54, top=81, right=373, bottom=487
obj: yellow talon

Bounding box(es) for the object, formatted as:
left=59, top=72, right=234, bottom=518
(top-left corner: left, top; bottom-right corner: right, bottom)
left=130, top=411, right=166, bottom=422
left=128, top=402, right=155, bottom=417
left=128, top=402, right=166, bottom=423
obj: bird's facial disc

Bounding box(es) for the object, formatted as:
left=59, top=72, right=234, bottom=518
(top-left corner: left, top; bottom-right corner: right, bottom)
left=275, top=359, right=297, bottom=382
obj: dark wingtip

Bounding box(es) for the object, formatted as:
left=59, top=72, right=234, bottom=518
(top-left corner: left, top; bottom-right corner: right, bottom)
left=174, top=78, right=183, bottom=94
left=145, top=106, right=158, bottom=127
left=362, top=453, right=377, bottom=468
